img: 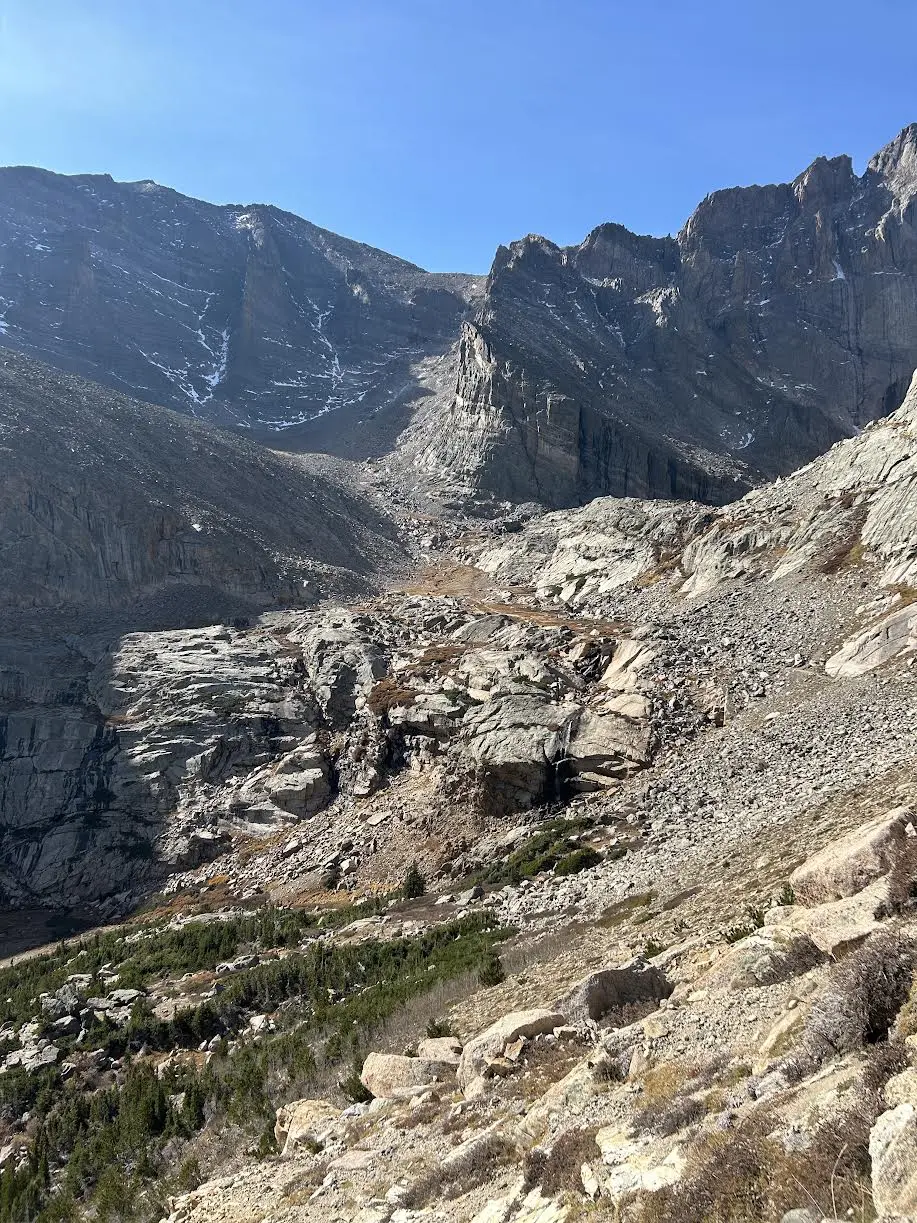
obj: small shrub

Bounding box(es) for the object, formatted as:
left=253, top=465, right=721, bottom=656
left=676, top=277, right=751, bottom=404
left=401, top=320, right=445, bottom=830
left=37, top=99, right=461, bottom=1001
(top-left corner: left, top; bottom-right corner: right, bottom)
left=861, top=1037, right=909, bottom=1097
left=255, top=1122, right=279, bottom=1158
left=339, top=1060, right=373, bottom=1104
left=888, top=836, right=917, bottom=911
left=643, top=938, right=666, bottom=959
left=597, top=891, right=655, bottom=927
left=405, top=1132, right=513, bottom=1207
left=477, top=818, right=590, bottom=885
left=600, top=997, right=658, bottom=1029
left=403, top=862, right=426, bottom=900
left=723, top=905, right=766, bottom=943
left=775, top=881, right=796, bottom=907
left=554, top=847, right=602, bottom=876
left=633, top=1063, right=701, bottom=1136
left=425, top=1017, right=454, bottom=1039
left=176, top=1155, right=201, bottom=1190
left=477, top=951, right=505, bottom=987
left=804, top=928, right=917, bottom=1063
left=635, top=1106, right=875, bottom=1223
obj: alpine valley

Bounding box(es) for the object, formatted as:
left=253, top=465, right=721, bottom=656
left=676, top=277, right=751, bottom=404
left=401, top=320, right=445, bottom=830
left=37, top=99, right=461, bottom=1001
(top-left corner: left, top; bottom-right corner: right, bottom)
left=1, top=128, right=917, bottom=1223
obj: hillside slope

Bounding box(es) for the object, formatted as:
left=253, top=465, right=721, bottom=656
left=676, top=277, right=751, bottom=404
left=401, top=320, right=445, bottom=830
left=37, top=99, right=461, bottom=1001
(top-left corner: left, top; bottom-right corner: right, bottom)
left=0, top=166, right=480, bottom=448
left=0, top=349, right=402, bottom=616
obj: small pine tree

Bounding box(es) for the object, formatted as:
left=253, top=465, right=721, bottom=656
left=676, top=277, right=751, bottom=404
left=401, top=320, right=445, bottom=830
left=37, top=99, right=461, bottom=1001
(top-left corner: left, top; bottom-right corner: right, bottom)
left=478, top=951, right=505, bottom=987
left=403, top=862, right=426, bottom=900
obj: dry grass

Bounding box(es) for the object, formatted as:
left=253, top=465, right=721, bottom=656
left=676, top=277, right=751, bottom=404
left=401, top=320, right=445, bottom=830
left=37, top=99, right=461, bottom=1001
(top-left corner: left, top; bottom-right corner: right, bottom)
left=817, top=512, right=869, bottom=575
left=595, top=891, right=656, bottom=928
left=635, top=1105, right=876, bottom=1223
left=367, top=676, right=418, bottom=714
left=500, top=1036, right=587, bottom=1103
left=632, top=1057, right=735, bottom=1137
left=396, top=564, right=494, bottom=599
left=403, top=1130, right=515, bottom=1208
left=886, top=582, right=917, bottom=606
left=418, top=642, right=468, bottom=666
left=888, top=836, right=917, bottom=911
left=524, top=1126, right=600, bottom=1196
left=894, top=972, right=917, bottom=1038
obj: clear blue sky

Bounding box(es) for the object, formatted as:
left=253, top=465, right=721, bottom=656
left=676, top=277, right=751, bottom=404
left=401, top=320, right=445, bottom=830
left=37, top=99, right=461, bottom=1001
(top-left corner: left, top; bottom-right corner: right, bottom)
left=1, top=0, right=915, bottom=272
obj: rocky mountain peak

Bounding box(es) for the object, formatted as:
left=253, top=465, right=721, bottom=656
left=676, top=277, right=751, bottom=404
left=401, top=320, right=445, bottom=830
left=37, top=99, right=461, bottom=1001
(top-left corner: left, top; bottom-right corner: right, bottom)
left=792, top=152, right=856, bottom=209
left=868, top=120, right=917, bottom=196
left=408, top=125, right=917, bottom=509
left=0, top=168, right=478, bottom=445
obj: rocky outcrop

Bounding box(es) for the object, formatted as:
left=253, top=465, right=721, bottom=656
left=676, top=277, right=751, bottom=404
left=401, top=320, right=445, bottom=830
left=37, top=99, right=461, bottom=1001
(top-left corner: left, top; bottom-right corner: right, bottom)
left=553, top=963, right=672, bottom=1028
left=789, top=808, right=913, bottom=904
left=475, top=498, right=710, bottom=607
left=0, top=593, right=665, bottom=908
left=412, top=126, right=917, bottom=508
left=680, top=365, right=917, bottom=600
left=870, top=1103, right=917, bottom=1217
left=458, top=1010, right=566, bottom=1093
left=474, top=365, right=917, bottom=639
left=273, top=1099, right=339, bottom=1158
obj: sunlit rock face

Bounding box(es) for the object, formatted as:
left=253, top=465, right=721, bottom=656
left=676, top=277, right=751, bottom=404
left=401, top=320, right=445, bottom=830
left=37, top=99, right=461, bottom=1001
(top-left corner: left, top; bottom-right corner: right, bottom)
left=414, top=126, right=917, bottom=507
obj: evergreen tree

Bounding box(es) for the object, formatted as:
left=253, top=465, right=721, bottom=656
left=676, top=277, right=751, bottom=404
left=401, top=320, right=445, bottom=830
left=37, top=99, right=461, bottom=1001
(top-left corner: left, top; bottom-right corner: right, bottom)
left=402, top=862, right=426, bottom=899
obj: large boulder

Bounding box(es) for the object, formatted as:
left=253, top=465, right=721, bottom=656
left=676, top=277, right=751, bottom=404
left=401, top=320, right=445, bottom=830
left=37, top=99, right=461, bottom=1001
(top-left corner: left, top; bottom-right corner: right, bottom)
left=600, top=639, right=658, bottom=693
left=460, top=695, right=573, bottom=809
left=764, top=877, right=891, bottom=956
left=360, top=1051, right=456, bottom=1099
left=553, top=963, right=671, bottom=1028
left=274, top=1098, right=339, bottom=1157
left=869, top=1103, right=917, bottom=1217
left=825, top=605, right=917, bottom=678
left=417, top=1036, right=463, bottom=1064
left=789, top=809, right=912, bottom=904
left=259, top=745, right=330, bottom=818
left=566, top=708, right=652, bottom=787
left=458, top=1010, right=565, bottom=1092
left=701, top=928, right=825, bottom=991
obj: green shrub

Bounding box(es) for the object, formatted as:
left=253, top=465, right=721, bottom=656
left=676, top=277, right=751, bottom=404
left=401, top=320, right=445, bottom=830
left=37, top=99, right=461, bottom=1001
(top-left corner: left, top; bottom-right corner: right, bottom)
left=478, top=950, right=505, bottom=988
left=775, top=881, right=796, bottom=907
left=476, top=818, right=593, bottom=885
left=723, top=905, right=766, bottom=943
left=425, top=1017, right=454, bottom=1038
left=4, top=912, right=510, bottom=1222
left=554, top=847, right=602, bottom=876
left=403, top=862, right=426, bottom=899
left=339, top=1060, right=373, bottom=1103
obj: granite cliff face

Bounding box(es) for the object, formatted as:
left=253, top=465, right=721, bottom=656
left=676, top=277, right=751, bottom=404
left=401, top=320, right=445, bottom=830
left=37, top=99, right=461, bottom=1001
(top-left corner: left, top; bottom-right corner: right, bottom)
left=0, top=350, right=401, bottom=615
left=410, top=125, right=917, bottom=506
left=0, top=167, right=480, bottom=450
left=0, top=351, right=405, bottom=910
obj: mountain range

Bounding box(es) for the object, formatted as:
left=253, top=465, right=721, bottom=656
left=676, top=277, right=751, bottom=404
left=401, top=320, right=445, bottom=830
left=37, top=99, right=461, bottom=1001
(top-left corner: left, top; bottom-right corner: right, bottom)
left=2, top=125, right=917, bottom=518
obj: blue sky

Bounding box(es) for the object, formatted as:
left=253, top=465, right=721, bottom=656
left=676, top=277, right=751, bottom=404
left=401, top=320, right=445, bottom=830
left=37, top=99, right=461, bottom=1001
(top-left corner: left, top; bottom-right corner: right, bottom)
left=1, top=0, right=915, bottom=272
